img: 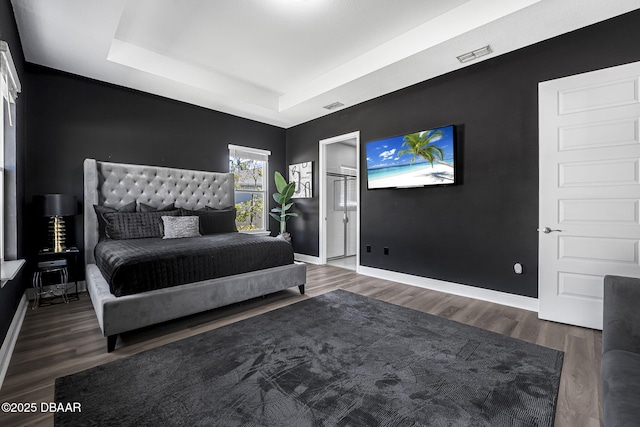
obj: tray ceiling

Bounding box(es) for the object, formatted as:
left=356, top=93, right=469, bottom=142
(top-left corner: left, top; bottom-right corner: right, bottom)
left=10, top=0, right=640, bottom=128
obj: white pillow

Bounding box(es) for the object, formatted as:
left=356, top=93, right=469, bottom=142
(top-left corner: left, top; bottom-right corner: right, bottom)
left=162, top=216, right=201, bottom=239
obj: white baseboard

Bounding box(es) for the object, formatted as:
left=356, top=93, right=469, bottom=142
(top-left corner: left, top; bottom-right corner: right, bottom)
left=0, top=293, right=28, bottom=390
left=358, top=266, right=539, bottom=312
left=294, top=253, right=321, bottom=264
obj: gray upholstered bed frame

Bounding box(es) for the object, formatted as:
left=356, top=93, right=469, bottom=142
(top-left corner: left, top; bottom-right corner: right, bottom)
left=83, top=159, right=306, bottom=352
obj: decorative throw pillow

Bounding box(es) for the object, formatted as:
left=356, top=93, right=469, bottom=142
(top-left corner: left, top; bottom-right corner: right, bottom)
left=196, top=207, right=238, bottom=234
left=93, top=201, right=137, bottom=237
left=178, top=207, right=197, bottom=217
left=198, top=205, right=226, bottom=212
left=138, top=202, right=175, bottom=212
left=161, top=216, right=201, bottom=239
left=103, top=209, right=180, bottom=239
left=179, top=206, right=238, bottom=234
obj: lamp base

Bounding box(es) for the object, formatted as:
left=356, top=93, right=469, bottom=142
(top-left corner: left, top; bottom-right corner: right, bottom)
left=49, top=216, right=67, bottom=253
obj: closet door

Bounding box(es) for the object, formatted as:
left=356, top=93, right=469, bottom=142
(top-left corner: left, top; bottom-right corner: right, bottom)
left=538, top=61, right=640, bottom=329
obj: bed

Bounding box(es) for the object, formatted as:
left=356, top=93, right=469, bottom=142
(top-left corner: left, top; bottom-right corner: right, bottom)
left=83, top=158, right=307, bottom=352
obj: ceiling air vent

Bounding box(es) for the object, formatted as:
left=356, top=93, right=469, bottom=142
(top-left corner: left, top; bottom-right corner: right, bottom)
left=457, top=45, right=493, bottom=63
left=323, top=101, right=344, bottom=110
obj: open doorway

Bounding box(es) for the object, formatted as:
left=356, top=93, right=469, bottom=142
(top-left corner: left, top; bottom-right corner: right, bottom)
left=319, top=131, right=360, bottom=271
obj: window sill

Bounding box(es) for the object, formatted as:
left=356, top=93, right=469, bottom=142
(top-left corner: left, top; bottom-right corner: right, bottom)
left=1, top=259, right=25, bottom=288
left=239, top=230, right=271, bottom=237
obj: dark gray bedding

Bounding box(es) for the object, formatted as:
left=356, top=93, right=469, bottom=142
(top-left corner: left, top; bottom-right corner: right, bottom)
left=95, top=233, right=294, bottom=297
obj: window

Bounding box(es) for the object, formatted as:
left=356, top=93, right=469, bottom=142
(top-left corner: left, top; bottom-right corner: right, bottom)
left=229, top=144, right=271, bottom=232
left=1, top=40, right=23, bottom=286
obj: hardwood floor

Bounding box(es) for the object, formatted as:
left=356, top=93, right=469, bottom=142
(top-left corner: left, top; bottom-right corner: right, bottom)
left=0, top=264, right=602, bottom=426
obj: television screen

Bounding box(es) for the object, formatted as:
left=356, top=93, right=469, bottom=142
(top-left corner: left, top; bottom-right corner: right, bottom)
left=366, top=125, right=455, bottom=189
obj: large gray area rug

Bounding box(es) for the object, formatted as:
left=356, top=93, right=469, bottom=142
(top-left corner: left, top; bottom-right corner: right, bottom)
left=55, top=290, right=563, bottom=426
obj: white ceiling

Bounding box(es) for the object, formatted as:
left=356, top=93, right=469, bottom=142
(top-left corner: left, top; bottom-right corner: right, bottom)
left=10, top=0, right=640, bottom=128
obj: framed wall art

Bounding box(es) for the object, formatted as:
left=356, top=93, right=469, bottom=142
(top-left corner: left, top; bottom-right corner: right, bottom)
left=289, top=162, right=312, bottom=198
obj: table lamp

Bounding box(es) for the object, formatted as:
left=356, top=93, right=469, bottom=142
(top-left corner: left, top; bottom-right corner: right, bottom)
left=35, top=194, right=77, bottom=252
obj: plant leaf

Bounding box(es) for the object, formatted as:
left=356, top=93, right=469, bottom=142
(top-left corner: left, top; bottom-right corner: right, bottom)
left=269, top=212, right=281, bottom=222
left=283, top=203, right=293, bottom=211
left=274, top=171, right=287, bottom=193
left=283, top=182, right=295, bottom=200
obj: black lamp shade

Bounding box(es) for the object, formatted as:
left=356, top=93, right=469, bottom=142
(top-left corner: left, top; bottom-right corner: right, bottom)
left=35, top=194, right=77, bottom=217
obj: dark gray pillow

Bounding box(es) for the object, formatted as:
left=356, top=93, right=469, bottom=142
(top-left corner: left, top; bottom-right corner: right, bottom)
left=180, top=207, right=237, bottom=234
left=93, top=201, right=137, bottom=237
left=197, top=208, right=238, bottom=234
left=178, top=207, right=196, bottom=217
left=161, top=216, right=201, bottom=239
left=103, top=209, right=180, bottom=240
left=138, top=202, right=175, bottom=213
left=138, top=203, right=176, bottom=212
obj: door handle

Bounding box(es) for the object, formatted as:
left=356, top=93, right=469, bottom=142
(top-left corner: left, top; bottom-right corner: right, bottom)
left=538, top=226, right=562, bottom=234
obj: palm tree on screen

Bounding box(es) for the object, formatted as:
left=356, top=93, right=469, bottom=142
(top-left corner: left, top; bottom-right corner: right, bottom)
left=397, top=130, right=444, bottom=167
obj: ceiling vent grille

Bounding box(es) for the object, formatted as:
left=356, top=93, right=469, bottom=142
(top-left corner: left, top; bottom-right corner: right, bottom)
left=457, top=45, right=493, bottom=63
left=323, top=101, right=344, bottom=110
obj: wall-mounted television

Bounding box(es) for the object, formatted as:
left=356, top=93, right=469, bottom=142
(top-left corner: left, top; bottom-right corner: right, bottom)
left=365, top=125, right=456, bottom=189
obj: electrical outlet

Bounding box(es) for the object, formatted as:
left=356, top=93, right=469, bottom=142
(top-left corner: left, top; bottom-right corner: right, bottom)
left=366, top=245, right=372, bottom=253
left=514, top=263, right=523, bottom=274
left=384, top=247, right=389, bottom=255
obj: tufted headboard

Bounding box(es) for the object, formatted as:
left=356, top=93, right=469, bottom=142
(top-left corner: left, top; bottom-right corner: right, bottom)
left=83, top=158, right=234, bottom=265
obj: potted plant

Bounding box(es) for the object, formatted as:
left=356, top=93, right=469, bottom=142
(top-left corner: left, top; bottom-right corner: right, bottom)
left=269, top=171, right=298, bottom=242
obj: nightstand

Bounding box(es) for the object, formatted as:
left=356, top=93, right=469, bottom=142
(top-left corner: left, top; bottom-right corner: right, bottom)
left=32, top=247, right=80, bottom=308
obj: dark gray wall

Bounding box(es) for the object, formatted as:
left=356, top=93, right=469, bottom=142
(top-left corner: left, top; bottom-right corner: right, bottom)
left=0, top=0, right=27, bottom=345
left=286, top=10, right=640, bottom=298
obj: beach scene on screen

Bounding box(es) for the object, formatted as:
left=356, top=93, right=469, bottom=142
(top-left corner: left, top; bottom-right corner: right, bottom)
left=366, top=125, right=455, bottom=189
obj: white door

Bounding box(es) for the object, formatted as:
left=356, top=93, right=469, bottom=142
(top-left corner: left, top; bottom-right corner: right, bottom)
left=539, top=61, right=640, bottom=330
